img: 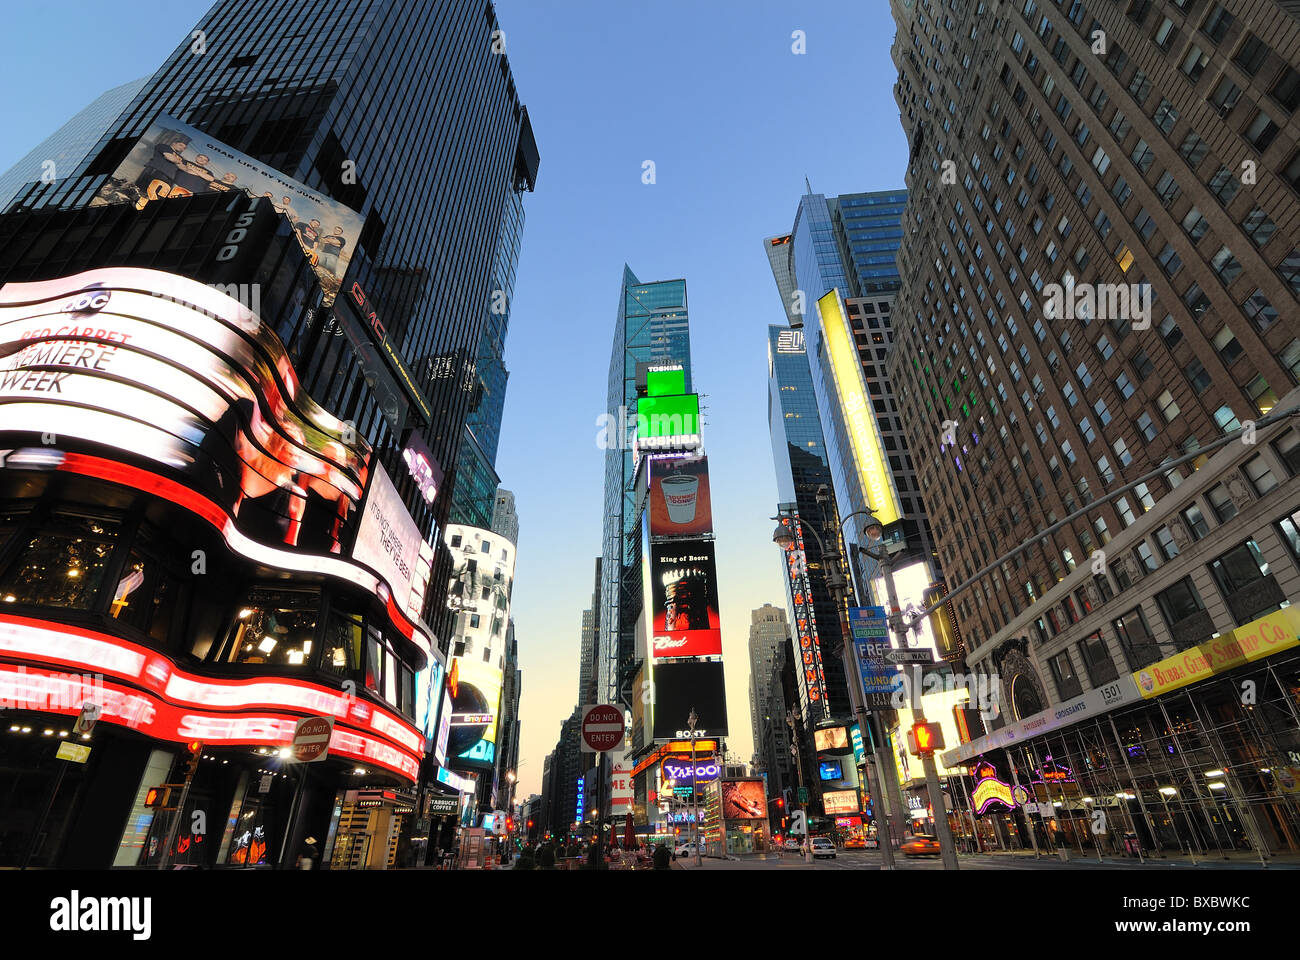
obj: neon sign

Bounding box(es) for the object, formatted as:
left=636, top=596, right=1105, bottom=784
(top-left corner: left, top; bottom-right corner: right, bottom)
left=661, top=760, right=720, bottom=783
left=972, top=774, right=1016, bottom=814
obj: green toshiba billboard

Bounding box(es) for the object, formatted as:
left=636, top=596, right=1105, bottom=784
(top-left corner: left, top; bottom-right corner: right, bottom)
left=636, top=393, right=700, bottom=439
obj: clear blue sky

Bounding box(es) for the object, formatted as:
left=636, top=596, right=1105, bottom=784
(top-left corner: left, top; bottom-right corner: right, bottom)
left=0, top=0, right=911, bottom=800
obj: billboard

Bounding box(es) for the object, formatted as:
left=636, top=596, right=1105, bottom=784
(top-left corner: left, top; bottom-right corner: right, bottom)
left=90, top=116, right=363, bottom=305
left=649, top=540, right=722, bottom=658
left=652, top=661, right=728, bottom=740
left=0, top=270, right=418, bottom=588
left=610, top=748, right=634, bottom=813
left=353, top=461, right=429, bottom=620
left=776, top=515, right=828, bottom=710
left=648, top=454, right=713, bottom=538
left=816, top=290, right=901, bottom=527
left=822, top=789, right=860, bottom=815
left=813, top=726, right=849, bottom=751
left=721, top=779, right=768, bottom=820
left=447, top=655, right=503, bottom=768
left=869, top=562, right=941, bottom=657
left=637, top=393, right=700, bottom=439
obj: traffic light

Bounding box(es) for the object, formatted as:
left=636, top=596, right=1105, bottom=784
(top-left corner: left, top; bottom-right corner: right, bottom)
left=145, top=786, right=164, bottom=808
left=907, top=721, right=944, bottom=756
left=506, top=818, right=514, bottom=832
left=182, top=740, right=203, bottom=780
left=776, top=797, right=784, bottom=809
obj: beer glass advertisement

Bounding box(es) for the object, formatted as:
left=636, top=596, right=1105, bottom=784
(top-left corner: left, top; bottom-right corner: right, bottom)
left=651, top=661, right=728, bottom=740
left=648, top=454, right=713, bottom=538
left=649, top=540, right=722, bottom=658
left=0, top=268, right=370, bottom=559
left=721, top=780, right=768, bottom=820
left=89, top=116, right=363, bottom=305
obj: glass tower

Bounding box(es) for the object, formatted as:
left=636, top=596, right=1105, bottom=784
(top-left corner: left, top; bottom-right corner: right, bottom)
left=599, top=266, right=692, bottom=706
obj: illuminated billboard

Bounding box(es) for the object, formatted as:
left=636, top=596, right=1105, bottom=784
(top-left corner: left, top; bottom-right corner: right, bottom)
left=649, top=540, right=722, bottom=658
left=822, top=789, right=860, bottom=815
left=721, top=780, right=768, bottom=820
left=648, top=454, right=713, bottom=538
left=90, top=116, right=363, bottom=305
left=447, top=655, right=503, bottom=769
left=776, top=515, right=828, bottom=712
left=816, top=290, right=901, bottom=527
left=637, top=393, right=700, bottom=438
left=813, top=726, right=849, bottom=751
left=652, top=661, right=728, bottom=740
left=354, top=462, right=430, bottom=621
left=646, top=365, right=686, bottom=397
left=869, top=560, right=941, bottom=657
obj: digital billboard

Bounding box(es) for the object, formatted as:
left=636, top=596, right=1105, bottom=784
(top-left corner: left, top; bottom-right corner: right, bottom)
left=649, top=540, right=722, bottom=658
left=652, top=660, right=728, bottom=740
left=721, top=779, right=768, bottom=820
left=353, top=461, right=429, bottom=620
left=648, top=454, right=713, bottom=538
left=90, top=116, right=363, bottom=305
left=637, top=393, right=700, bottom=439
left=819, top=760, right=844, bottom=781
left=447, top=655, right=503, bottom=768
left=776, top=515, right=828, bottom=710
left=813, top=726, right=849, bottom=751
left=869, top=561, right=941, bottom=657
left=816, top=290, right=901, bottom=527
left=822, top=789, right=860, bottom=815
left=645, top=364, right=687, bottom=397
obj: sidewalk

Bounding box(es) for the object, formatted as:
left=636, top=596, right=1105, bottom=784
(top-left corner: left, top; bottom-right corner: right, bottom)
left=970, top=846, right=1298, bottom=868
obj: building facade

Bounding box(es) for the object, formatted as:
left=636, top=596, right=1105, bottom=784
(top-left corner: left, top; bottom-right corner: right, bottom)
left=747, top=603, right=789, bottom=763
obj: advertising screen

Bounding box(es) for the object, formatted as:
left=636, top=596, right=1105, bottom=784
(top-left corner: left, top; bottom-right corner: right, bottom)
left=353, top=462, right=428, bottom=620
left=447, top=655, right=503, bottom=769
left=646, top=365, right=686, bottom=397
left=777, top=515, right=828, bottom=709
left=637, top=393, right=700, bottom=439
left=0, top=268, right=375, bottom=557
left=652, top=661, right=728, bottom=740
left=869, top=561, right=941, bottom=656
left=648, top=454, right=713, bottom=538
left=90, top=116, right=363, bottom=305
left=819, top=760, right=844, bottom=781
left=813, top=727, right=849, bottom=751
left=721, top=780, right=768, bottom=820
left=822, top=789, right=859, bottom=815
left=649, top=540, right=722, bottom=658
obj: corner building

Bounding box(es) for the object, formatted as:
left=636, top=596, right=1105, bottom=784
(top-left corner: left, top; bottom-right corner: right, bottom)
left=0, top=0, right=537, bottom=868
left=887, top=0, right=1300, bottom=856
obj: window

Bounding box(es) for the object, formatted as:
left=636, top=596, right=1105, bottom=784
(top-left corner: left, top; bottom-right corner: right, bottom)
left=1247, top=375, right=1278, bottom=415
left=1272, top=66, right=1300, bottom=113
left=0, top=511, right=121, bottom=611
left=216, top=588, right=319, bottom=667
left=1243, top=455, right=1278, bottom=495
left=1182, top=503, right=1210, bottom=540
left=1181, top=45, right=1210, bottom=81
left=1274, top=430, right=1300, bottom=476
left=1211, top=540, right=1282, bottom=623
left=1206, top=483, right=1238, bottom=523
left=1136, top=412, right=1157, bottom=441
left=1157, top=316, right=1182, bottom=350
left=1094, top=397, right=1113, bottom=426
left=1213, top=404, right=1242, bottom=433
left=1277, top=508, right=1300, bottom=561
left=1233, top=33, right=1269, bottom=76
left=1239, top=289, right=1276, bottom=332
left=1244, top=109, right=1280, bottom=151
left=1079, top=417, right=1096, bottom=444
left=1157, top=390, right=1180, bottom=422
left=1180, top=131, right=1210, bottom=167
left=1155, top=525, right=1180, bottom=560
left=1181, top=206, right=1209, bottom=241
left=1153, top=99, right=1179, bottom=134
left=1155, top=577, right=1207, bottom=629
left=1131, top=139, right=1155, bottom=174
left=1208, top=165, right=1240, bottom=205
left=1184, top=359, right=1212, bottom=395
left=1114, top=437, right=1134, bottom=467
left=1212, top=326, right=1242, bottom=365
left=1078, top=632, right=1118, bottom=685
left=1114, top=606, right=1160, bottom=669
left=1157, top=243, right=1183, bottom=277
left=322, top=610, right=363, bottom=678
left=1094, top=573, right=1114, bottom=603
left=1049, top=650, right=1082, bottom=699
left=1115, top=372, right=1135, bottom=399
left=1243, top=207, right=1276, bottom=247
left=1209, top=76, right=1242, bottom=113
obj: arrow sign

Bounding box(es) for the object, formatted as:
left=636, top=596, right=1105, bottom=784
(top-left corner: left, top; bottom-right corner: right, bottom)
left=885, top=649, right=933, bottom=664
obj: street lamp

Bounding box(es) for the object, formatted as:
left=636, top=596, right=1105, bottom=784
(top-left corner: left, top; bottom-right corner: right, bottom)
left=688, top=707, right=702, bottom=867
left=772, top=508, right=901, bottom=871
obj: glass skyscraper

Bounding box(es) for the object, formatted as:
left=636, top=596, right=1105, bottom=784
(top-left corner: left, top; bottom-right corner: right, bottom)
left=599, top=266, right=693, bottom=706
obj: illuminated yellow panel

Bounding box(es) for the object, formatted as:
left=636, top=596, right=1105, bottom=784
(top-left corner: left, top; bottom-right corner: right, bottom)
left=816, top=290, right=902, bottom=526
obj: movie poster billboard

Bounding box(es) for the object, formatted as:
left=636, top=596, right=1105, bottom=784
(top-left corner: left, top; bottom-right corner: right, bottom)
left=648, top=454, right=713, bottom=538
left=721, top=779, right=768, bottom=820
left=447, top=655, right=503, bottom=769
left=649, top=540, right=722, bottom=658
left=0, top=268, right=370, bottom=558
left=652, top=661, right=728, bottom=740
left=89, top=116, right=363, bottom=305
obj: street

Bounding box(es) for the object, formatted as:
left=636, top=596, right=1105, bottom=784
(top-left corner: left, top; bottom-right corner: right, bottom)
left=671, top=849, right=1300, bottom=871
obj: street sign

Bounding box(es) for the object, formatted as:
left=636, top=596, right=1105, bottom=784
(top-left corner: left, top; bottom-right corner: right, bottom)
left=292, top=716, right=334, bottom=762
left=56, top=741, right=91, bottom=764
left=72, top=701, right=101, bottom=736
left=580, top=703, right=625, bottom=753
left=885, top=649, right=933, bottom=664
left=798, top=787, right=809, bottom=804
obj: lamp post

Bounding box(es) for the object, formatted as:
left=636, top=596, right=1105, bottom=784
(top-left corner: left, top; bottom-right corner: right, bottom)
left=688, top=708, right=702, bottom=867
left=772, top=508, right=899, bottom=871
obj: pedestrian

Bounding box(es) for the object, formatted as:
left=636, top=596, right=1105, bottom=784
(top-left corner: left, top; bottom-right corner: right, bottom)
left=295, top=836, right=320, bottom=870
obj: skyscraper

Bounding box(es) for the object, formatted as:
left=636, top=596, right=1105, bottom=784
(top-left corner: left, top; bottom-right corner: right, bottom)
left=599, top=267, right=693, bottom=707
left=747, top=603, right=788, bottom=761
left=886, top=0, right=1300, bottom=858
left=0, top=77, right=148, bottom=213
left=577, top=557, right=601, bottom=706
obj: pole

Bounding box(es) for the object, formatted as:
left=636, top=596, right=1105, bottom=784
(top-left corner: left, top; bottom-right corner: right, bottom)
left=878, top=551, right=959, bottom=871
left=1007, top=752, right=1040, bottom=858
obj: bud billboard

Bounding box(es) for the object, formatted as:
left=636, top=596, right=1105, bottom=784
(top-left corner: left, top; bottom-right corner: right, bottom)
left=90, top=116, right=363, bottom=305
left=649, top=540, right=722, bottom=658
left=648, top=454, right=713, bottom=538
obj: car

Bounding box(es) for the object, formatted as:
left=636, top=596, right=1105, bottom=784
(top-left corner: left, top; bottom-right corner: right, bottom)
left=844, top=835, right=866, bottom=849
left=673, top=841, right=697, bottom=857
left=783, top=837, right=803, bottom=851
left=901, top=834, right=942, bottom=858
left=810, top=837, right=837, bottom=859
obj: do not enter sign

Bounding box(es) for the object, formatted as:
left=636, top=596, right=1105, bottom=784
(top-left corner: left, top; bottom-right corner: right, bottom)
left=292, top=716, right=334, bottom=763
left=581, top=704, right=625, bottom=753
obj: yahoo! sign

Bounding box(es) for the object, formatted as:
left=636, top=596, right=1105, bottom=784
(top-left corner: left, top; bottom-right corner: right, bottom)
left=661, top=759, right=720, bottom=783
